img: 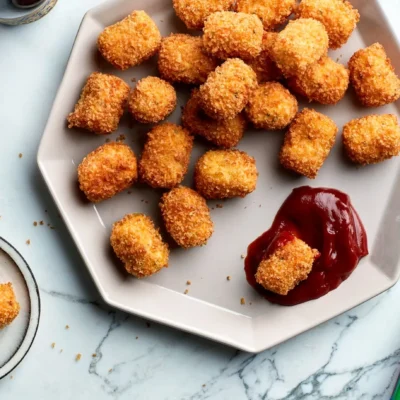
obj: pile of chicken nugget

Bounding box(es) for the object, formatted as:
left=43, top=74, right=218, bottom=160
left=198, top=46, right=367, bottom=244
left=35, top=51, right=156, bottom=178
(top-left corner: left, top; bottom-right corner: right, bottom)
left=67, top=0, right=400, bottom=279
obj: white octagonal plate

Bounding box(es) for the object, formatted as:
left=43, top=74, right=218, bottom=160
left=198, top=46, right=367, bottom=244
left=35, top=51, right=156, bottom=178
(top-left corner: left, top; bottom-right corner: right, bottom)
left=38, top=0, right=400, bottom=352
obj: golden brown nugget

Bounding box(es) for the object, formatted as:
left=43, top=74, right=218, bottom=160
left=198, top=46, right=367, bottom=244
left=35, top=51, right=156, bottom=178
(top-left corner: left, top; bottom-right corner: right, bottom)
left=0, top=283, right=20, bottom=328
left=173, top=0, right=235, bottom=30
left=245, top=82, right=298, bottom=130
left=158, top=34, right=218, bottom=85
left=182, top=89, right=246, bottom=148
left=128, top=77, right=176, bottom=124
left=139, top=123, right=194, bottom=189
left=271, top=18, right=329, bottom=77
left=203, top=11, right=263, bottom=61
left=236, top=0, right=295, bottom=31
left=288, top=56, right=349, bottom=105
left=295, top=0, right=359, bottom=49
left=194, top=149, right=258, bottom=199
left=248, top=32, right=282, bottom=84
left=110, top=214, right=169, bottom=278
left=280, top=109, right=338, bottom=179
left=199, top=58, right=257, bottom=120
left=67, top=72, right=130, bottom=135
left=97, top=11, right=161, bottom=70
left=348, top=43, right=400, bottom=107
left=255, top=237, right=319, bottom=295
left=160, top=187, right=214, bottom=248
left=78, top=142, right=138, bottom=202
left=343, top=114, right=400, bottom=165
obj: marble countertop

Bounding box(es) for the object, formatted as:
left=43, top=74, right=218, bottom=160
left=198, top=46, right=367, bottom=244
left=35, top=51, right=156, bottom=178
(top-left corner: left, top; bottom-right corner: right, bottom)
left=0, top=0, right=400, bottom=398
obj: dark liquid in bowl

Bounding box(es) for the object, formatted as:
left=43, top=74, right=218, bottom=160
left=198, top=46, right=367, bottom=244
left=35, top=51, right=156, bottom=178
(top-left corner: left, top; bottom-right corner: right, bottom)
left=13, top=0, right=44, bottom=7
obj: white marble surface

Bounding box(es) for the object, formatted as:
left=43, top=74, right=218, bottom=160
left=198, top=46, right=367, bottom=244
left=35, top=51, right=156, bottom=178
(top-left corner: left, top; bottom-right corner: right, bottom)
left=0, top=0, right=399, bottom=398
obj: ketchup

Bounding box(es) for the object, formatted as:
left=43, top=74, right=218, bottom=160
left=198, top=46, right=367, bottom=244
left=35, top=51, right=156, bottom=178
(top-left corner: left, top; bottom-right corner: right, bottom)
left=245, top=186, right=368, bottom=306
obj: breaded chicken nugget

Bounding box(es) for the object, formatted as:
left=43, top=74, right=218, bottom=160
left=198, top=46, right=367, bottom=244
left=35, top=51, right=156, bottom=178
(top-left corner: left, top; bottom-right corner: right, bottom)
left=348, top=43, right=400, bottom=107
left=271, top=18, right=329, bottom=77
left=139, top=123, right=194, bottom=189
left=182, top=89, right=246, bottom=148
left=203, top=11, right=263, bottom=61
left=255, top=235, right=319, bottom=295
left=110, top=214, right=169, bottom=278
left=280, top=108, right=338, bottom=179
left=160, top=186, right=214, bottom=248
left=97, top=11, right=161, bottom=70
left=158, top=34, right=218, bottom=85
left=245, top=82, right=298, bottom=130
left=0, top=283, right=20, bottom=329
left=173, top=0, right=235, bottom=30
left=248, top=31, right=282, bottom=84
left=295, top=0, right=359, bottom=49
left=68, top=72, right=130, bottom=135
left=128, top=77, right=176, bottom=124
left=195, top=149, right=258, bottom=199
left=236, top=0, right=295, bottom=31
left=343, top=114, right=400, bottom=165
left=288, top=56, right=349, bottom=105
left=199, top=58, right=257, bottom=120
left=78, top=142, right=138, bottom=202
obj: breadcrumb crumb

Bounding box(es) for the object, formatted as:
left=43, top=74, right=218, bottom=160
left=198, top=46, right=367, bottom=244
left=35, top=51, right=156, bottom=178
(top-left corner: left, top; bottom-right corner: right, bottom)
left=227, top=276, right=231, bottom=281
left=75, top=354, right=82, bottom=362
left=51, top=343, right=55, bottom=349
left=26, top=240, right=30, bottom=245
left=186, top=281, right=191, bottom=285
left=184, top=289, right=189, bottom=294
left=33, top=221, right=37, bottom=227
left=240, top=297, right=246, bottom=305
left=18, top=153, right=22, bottom=158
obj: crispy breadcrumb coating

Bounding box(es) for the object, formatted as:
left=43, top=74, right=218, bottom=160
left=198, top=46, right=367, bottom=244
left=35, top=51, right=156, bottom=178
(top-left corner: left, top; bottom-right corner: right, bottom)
left=67, top=72, right=130, bottom=135
left=0, top=283, right=20, bottom=328
left=97, top=11, right=161, bottom=70
left=255, top=237, right=319, bottom=295
left=295, top=0, right=359, bottom=49
left=348, top=43, right=400, bottom=107
left=182, top=89, right=246, bottom=148
left=110, top=214, right=169, bottom=278
left=288, top=56, right=349, bottom=104
left=248, top=31, right=282, bottom=83
left=78, top=142, right=138, bottom=202
left=203, top=11, right=263, bottom=61
left=194, top=149, right=258, bottom=199
left=158, top=34, right=218, bottom=85
left=139, top=123, right=194, bottom=189
left=280, top=108, right=338, bottom=179
left=236, top=0, right=295, bottom=30
left=343, top=114, right=400, bottom=165
left=245, top=82, right=298, bottom=130
left=128, top=77, right=176, bottom=124
left=173, top=0, right=235, bottom=30
left=160, top=186, right=214, bottom=248
left=199, top=58, right=257, bottom=120
left=271, top=18, right=329, bottom=77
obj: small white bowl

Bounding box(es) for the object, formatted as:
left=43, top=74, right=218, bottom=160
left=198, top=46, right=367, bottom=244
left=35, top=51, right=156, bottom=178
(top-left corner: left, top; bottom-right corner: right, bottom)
left=0, top=0, right=57, bottom=25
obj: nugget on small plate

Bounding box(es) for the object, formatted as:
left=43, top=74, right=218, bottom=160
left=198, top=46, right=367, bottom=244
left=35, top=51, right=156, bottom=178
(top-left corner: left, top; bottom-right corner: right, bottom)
left=343, top=114, right=400, bottom=165
left=245, top=82, right=298, bottom=130
left=158, top=34, right=218, bottom=85
left=173, top=0, right=235, bottom=30
left=199, top=58, right=257, bottom=120
left=160, top=186, right=214, bottom=248
left=139, top=123, right=194, bottom=189
left=128, top=77, right=176, bottom=124
left=0, top=283, right=20, bottom=329
left=295, top=0, right=359, bottom=49
left=182, top=89, right=246, bottom=148
left=97, top=11, right=161, bottom=70
left=288, top=56, right=349, bottom=104
left=110, top=214, right=169, bottom=278
left=348, top=43, right=400, bottom=107
left=195, top=149, right=258, bottom=199
left=236, top=0, right=296, bottom=30
left=271, top=18, right=329, bottom=77
left=203, top=11, right=263, bottom=60
left=255, top=236, right=319, bottom=295
left=67, top=72, right=130, bottom=135
left=280, top=108, right=338, bottom=179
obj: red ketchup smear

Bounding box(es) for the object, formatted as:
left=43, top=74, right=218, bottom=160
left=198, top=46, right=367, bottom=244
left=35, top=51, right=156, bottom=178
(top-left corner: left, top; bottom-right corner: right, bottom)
left=244, top=186, right=368, bottom=306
